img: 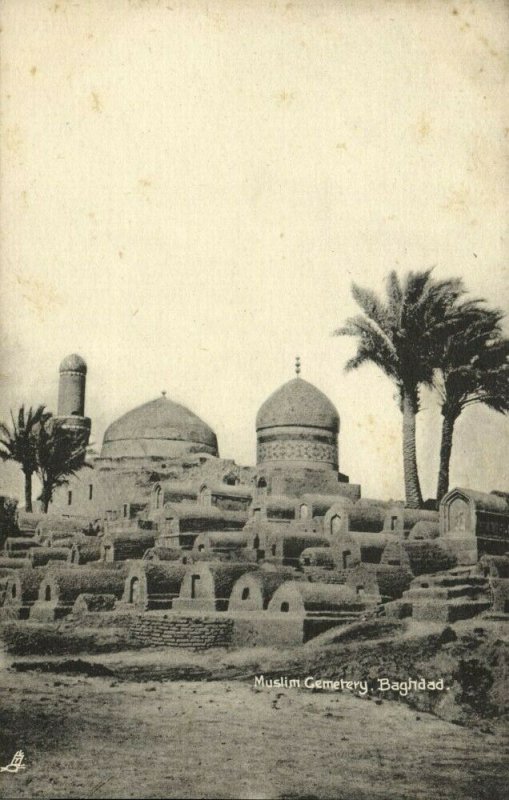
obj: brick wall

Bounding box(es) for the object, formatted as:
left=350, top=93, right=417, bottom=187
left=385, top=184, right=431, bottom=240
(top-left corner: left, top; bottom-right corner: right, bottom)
left=129, top=612, right=234, bottom=650
left=231, top=615, right=303, bottom=647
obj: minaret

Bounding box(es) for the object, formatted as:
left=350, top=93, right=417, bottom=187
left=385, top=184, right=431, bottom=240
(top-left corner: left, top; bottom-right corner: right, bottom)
left=58, top=354, right=87, bottom=416
left=55, top=354, right=91, bottom=457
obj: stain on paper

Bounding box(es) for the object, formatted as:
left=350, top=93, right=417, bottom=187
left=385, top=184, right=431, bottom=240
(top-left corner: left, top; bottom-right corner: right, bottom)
left=16, top=274, right=63, bottom=319
left=90, top=92, right=103, bottom=113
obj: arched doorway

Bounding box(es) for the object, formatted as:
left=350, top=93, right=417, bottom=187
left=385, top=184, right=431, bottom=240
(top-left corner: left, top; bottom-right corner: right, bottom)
left=129, top=577, right=140, bottom=604
left=257, top=477, right=267, bottom=497
left=450, top=497, right=468, bottom=532
left=154, top=486, right=162, bottom=510
left=331, top=514, right=342, bottom=537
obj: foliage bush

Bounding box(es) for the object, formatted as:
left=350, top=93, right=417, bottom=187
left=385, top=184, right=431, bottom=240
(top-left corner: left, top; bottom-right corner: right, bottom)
left=0, top=621, right=140, bottom=655
left=0, top=496, right=18, bottom=550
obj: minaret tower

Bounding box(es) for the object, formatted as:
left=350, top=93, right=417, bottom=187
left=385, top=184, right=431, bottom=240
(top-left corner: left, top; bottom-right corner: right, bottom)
left=55, top=354, right=91, bottom=456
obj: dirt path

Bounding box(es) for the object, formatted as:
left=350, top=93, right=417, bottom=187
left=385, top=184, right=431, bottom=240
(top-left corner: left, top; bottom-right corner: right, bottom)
left=0, top=670, right=507, bottom=800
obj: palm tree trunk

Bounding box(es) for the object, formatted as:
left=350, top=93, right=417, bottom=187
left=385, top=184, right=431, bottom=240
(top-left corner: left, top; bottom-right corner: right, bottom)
left=402, top=391, right=423, bottom=508
left=40, top=484, right=50, bottom=514
left=436, top=412, right=456, bottom=503
left=23, top=471, right=32, bottom=513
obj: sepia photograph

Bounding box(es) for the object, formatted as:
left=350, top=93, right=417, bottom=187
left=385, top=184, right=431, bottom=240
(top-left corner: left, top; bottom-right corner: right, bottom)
left=0, top=1, right=508, bottom=798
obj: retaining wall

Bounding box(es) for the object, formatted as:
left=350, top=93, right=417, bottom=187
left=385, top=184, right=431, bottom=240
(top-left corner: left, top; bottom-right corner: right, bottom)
left=129, top=612, right=234, bottom=650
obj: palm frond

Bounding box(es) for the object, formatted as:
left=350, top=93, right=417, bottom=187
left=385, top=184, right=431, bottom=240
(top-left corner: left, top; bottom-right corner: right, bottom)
left=385, top=271, right=403, bottom=325
left=333, top=322, right=361, bottom=337
left=351, top=283, right=391, bottom=333
left=0, top=422, right=12, bottom=440
left=344, top=352, right=377, bottom=372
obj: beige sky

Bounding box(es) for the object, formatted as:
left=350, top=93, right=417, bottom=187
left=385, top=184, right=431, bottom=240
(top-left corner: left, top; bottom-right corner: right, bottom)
left=0, top=0, right=508, bottom=503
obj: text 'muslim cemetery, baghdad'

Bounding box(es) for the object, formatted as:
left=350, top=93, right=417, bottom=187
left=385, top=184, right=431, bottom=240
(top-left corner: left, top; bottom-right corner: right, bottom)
left=0, top=353, right=508, bottom=648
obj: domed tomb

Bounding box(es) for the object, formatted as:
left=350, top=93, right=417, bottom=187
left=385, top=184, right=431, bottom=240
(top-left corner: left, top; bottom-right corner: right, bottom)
left=256, top=377, right=339, bottom=471
left=101, top=395, right=218, bottom=460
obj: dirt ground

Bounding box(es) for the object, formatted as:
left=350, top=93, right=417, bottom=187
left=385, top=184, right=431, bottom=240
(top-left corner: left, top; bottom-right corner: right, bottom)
left=0, top=665, right=507, bottom=800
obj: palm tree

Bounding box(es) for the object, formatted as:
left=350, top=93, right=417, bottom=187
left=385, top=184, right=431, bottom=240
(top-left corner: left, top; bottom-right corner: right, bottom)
left=434, top=306, right=509, bottom=501
left=334, top=270, right=467, bottom=508
left=35, top=420, right=90, bottom=513
left=0, top=405, right=51, bottom=512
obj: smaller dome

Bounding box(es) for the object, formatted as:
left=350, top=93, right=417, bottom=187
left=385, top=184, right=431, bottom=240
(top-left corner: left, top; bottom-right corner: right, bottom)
left=60, top=354, right=87, bottom=374
left=256, top=378, right=339, bottom=432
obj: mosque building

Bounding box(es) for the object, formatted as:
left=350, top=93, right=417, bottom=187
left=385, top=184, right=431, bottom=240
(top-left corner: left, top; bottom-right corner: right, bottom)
left=49, top=354, right=360, bottom=520
left=2, top=355, right=506, bottom=639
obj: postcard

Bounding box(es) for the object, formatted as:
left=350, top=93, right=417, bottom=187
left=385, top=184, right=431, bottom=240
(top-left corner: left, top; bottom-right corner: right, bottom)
left=0, top=1, right=507, bottom=798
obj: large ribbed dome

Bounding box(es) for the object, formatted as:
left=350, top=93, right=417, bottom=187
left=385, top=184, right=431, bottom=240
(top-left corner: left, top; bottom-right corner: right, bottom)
left=101, top=396, right=218, bottom=459
left=256, top=378, right=339, bottom=432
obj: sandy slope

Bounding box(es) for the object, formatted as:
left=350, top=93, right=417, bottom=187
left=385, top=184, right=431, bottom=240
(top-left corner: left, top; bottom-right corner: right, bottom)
left=0, top=669, right=507, bottom=800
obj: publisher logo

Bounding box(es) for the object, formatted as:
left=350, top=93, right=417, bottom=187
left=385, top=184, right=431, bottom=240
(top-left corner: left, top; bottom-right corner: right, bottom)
left=0, top=751, right=26, bottom=774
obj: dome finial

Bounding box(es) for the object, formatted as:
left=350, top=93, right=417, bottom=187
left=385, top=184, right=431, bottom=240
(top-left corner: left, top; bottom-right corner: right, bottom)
left=295, top=355, right=301, bottom=377
left=161, top=390, right=167, bottom=397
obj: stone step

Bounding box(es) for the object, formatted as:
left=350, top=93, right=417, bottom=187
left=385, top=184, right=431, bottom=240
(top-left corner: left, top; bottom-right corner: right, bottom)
left=406, top=584, right=490, bottom=601
left=306, top=610, right=363, bottom=620
left=434, top=575, right=488, bottom=588
left=412, top=599, right=491, bottom=623
left=447, top=583, right=490, bottom=597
